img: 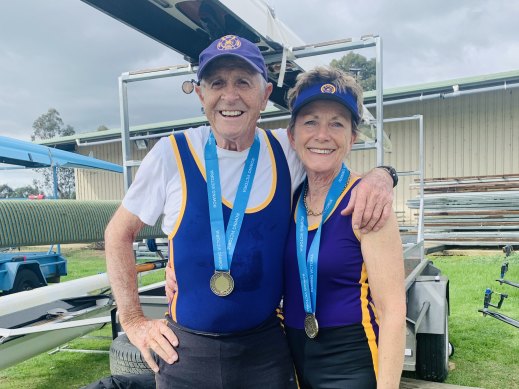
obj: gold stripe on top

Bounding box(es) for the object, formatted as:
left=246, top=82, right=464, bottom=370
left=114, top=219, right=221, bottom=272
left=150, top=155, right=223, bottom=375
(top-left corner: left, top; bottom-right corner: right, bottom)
left=168, top=241, right=178, bottom=322
left=185, top=129, right=276, bottom=213
left=167, top=134, right=186, bottom=322
left=304, top=175, right=361, bottom=231
left=247, top=129, right=276, bottom=212
left=168, top=135, right=187, bottom=241
left=359, top=262, right=379, bottom=379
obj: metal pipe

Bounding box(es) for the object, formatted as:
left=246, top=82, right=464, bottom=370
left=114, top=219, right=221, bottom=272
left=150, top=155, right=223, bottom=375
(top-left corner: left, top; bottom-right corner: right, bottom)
left=119, top=76, right=132, bottom=191
left=365, top=81, right=519, bottom=108
left=121, top=64, right=194, bottom=83
left=258, top=114, right=291, bottom=123
left=375, top=36, right=384, bottom=165
left=418, top=115, right=424, bottom=249
left=75, top=130, right=184, bottom=147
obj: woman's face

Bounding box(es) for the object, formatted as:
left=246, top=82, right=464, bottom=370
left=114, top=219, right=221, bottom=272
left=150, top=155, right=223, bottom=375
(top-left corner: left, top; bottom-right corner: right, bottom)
left=288, top=100, right=357, bottom=176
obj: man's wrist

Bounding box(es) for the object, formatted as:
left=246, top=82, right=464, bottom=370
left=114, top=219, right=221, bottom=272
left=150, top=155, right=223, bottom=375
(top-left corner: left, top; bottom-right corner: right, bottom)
left=377, top=165, right=398, bottom=187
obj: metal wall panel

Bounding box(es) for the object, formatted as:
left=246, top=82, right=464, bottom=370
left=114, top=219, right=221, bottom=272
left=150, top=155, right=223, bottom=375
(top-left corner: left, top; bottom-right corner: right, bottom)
left=350, top=89, right=519, bottom=223
left=75, top=138, right=160, bottom=200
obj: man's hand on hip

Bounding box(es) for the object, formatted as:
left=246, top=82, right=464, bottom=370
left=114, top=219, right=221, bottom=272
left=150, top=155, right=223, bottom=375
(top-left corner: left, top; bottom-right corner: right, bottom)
left=123, top=316, right=179, bottom=373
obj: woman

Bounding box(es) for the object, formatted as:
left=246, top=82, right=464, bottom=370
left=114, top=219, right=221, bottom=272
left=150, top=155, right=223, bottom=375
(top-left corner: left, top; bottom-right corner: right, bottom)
left=282, top=66, right=406, bottom=389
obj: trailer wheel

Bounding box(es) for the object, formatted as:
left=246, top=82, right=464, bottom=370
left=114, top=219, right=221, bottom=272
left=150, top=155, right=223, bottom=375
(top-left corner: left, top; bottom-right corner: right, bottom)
left=12, top=269, right=42, bottom=293
left=110, top=334, right=154, bottom=376
left=46, top=276, right=61, bottom=284
left=416, top=303, right=449, bottom=382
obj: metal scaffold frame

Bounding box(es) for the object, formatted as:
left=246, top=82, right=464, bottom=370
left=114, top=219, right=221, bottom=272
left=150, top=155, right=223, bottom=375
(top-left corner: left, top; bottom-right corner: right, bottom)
left=118, top=36, right=384, bottom=191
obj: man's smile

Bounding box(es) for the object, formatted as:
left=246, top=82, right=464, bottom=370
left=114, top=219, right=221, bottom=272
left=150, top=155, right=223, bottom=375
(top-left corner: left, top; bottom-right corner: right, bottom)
left=220, top=110, right=244, bottom=117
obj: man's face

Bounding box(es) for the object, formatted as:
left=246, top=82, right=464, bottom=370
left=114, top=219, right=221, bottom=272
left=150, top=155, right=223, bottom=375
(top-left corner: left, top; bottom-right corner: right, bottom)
left=195, top=58, right=273, bottom=149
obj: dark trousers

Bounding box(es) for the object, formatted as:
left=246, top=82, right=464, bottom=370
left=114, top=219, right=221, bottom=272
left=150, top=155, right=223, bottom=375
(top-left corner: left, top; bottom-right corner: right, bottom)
left=155, top=315, right=297, bottom=389
left=285, top=324, right=377, bottom=389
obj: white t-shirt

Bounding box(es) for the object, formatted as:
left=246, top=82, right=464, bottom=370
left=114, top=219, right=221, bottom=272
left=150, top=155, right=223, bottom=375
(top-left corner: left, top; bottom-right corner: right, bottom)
left=123, top=126, right=305, bottom=235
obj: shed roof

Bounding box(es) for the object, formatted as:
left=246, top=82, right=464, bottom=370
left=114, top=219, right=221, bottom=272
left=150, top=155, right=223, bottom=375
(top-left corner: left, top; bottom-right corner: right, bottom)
left=39, top=68, right=519, bottom=148
left=363, top=69, right=519, bottom=103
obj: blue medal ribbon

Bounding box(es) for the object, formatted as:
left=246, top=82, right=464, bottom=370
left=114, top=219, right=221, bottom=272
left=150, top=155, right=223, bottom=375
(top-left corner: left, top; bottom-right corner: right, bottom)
left=295, top=164, right=350, bottom=316
left=205, top=131, right=260, bottom=273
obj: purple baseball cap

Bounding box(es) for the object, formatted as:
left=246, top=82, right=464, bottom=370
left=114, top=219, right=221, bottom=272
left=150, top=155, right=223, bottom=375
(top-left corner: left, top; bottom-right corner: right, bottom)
left=197, top=35, right=268, bottom=81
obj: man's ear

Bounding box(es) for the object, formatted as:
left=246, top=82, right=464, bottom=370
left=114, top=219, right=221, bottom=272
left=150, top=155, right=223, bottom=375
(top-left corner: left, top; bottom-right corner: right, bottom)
left=194, top=84, right=204, bottom=105
left=287, top=127, right=296, bottom=149
left=261, top=82, right=274, bottom=110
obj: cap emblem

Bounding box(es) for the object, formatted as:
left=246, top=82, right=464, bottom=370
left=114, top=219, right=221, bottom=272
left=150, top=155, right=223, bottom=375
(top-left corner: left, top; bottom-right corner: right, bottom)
left=217, top=35, right=242, bottom=51
left=320, top=84, right=336, bottom=94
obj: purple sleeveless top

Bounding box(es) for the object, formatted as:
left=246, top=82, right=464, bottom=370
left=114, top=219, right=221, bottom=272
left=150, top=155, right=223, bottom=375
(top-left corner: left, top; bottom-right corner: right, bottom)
left=283, top=178, right=379, bottom=339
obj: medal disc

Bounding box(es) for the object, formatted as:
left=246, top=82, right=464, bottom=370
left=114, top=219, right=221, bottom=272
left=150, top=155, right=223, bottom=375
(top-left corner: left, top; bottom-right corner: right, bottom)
left=210, top=271, right=234, bottom=296
left=304, top=313, right=319, bottom=338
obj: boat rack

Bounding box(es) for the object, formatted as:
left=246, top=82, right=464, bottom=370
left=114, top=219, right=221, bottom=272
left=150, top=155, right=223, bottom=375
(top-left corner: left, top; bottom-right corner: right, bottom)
left=478, top=245, right=519, bottom=328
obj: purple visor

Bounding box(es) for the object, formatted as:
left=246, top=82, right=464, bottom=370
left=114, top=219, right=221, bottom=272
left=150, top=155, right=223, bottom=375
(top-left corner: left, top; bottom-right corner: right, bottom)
left=291, top=83, right=360, bottom=124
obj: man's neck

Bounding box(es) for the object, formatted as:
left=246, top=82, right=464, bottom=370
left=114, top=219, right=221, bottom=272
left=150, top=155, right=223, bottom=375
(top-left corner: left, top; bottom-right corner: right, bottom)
left=212, top=129, right=256, bottom=152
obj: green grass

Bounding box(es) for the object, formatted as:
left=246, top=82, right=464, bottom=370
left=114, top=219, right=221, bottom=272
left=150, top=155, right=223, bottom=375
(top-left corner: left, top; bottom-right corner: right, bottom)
left=1, top=248, right=518, bottom=388
left=0, top=246, right=165, bottom=389
left=432, top=254, right=519, bottom=389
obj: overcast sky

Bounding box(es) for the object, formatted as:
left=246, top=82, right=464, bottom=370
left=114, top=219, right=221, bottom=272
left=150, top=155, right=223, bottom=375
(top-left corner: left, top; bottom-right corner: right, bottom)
left=1, top=0, right=518, bottom=188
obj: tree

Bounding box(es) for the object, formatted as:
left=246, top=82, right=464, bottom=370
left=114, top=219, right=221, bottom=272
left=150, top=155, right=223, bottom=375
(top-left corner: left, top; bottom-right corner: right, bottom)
left=31, top=108, right=75, bottom=141
left=330, top=52, right=376, bottom=91
left=31, top=109, right=76, bottom=199
left=12, top=184, right=40, bottom=198
left=96, top=125, right=110, bottom=132
left=0, top=184, right=14, bottom=198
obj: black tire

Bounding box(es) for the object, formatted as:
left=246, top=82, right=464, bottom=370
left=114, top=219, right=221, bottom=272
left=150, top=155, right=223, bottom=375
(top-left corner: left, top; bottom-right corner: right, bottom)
left=416, top=303, right=449, bottom=382
left=46, top=275, right=61, bottom=284
left=109, top=334, right=154, bottom=376
left=12, top=269, right=42, bottom=293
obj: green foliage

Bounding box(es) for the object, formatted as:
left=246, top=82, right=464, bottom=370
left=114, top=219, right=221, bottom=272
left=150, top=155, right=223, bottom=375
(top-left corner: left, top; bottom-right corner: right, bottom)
left=0, top=183, right=41, bottom=198
left=12, top=184, right=40, bottom=198
left=330, top=52, right=376, bottom=91
left=0, top=184, right=14, bottom=198
left=31, top=108, right=75, bottom=142
left=31, top=109, right=76, bottom=199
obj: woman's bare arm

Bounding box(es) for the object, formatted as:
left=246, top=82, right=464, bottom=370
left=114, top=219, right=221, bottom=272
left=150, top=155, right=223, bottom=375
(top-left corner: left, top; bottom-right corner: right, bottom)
left=360, top=211, right=406, bottom=389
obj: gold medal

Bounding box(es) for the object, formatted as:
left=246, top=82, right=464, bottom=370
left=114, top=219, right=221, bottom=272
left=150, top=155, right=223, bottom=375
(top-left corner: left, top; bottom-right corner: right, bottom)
left=304, top=313, right=319, bottom=338
left=210, top=271, right=234, bottom=296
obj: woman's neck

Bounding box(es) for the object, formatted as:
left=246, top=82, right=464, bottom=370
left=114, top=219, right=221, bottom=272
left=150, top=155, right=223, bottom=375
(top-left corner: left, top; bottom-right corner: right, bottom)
left=306, top=168, right=340, bottom=199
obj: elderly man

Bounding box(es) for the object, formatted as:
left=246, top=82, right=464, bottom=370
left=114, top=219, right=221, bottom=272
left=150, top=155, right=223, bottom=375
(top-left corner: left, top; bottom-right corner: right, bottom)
left=105, top=35, right=395, bottom=388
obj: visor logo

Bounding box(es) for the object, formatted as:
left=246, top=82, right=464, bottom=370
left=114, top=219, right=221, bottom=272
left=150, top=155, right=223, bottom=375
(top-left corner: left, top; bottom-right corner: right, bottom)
left=320, top=84, right=336, bottom=94
left=217, top=35, right=241, bottom=51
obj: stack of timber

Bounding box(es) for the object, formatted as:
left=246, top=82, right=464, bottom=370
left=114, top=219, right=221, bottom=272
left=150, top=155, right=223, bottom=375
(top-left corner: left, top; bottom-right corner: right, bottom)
left=407, top=174, right=519, bottom=247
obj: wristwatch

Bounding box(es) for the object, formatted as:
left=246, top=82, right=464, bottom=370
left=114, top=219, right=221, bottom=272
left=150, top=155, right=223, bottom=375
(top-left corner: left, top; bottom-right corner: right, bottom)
left=377, top=165, right=398, bottom=187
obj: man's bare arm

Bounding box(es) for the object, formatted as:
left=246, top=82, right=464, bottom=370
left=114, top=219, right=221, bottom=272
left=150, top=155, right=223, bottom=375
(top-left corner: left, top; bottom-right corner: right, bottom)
left=105, top=206, right=178, bottom=372
left=341, top=168, right=394, bottom=233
